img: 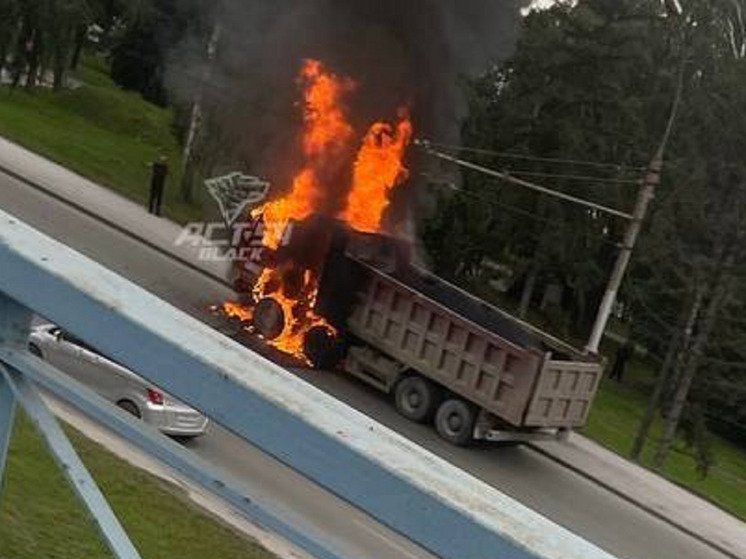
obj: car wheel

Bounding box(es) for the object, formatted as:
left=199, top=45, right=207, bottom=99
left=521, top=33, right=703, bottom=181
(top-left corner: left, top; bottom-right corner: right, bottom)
left=435, top=398, right=476, bottom=446
left=28, top=344, right=43, bottom=359
left=170, top=435, right=199, bottom=445
left=394, top=375, right=442, bottom=423
left=117, top=400, right=141, bottom=420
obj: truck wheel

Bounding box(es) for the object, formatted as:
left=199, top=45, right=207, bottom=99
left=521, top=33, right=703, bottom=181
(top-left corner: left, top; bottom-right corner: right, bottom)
left=303, top=325, right=342, bottom=370
left=435, top=398, right=476, bottom=446
left=253, top=297, right=286, bottom=340
left=394, top=376, right=441, bottom=423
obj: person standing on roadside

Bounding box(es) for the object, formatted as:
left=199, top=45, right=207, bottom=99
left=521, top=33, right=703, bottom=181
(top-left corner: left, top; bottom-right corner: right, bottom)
left=148, top=156, right=169, bottom=216
left=609, top=339, right=634, bottom=382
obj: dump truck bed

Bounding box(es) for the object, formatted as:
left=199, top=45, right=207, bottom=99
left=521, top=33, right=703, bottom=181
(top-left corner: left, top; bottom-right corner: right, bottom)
left=318, top=230, right=603, bottom=429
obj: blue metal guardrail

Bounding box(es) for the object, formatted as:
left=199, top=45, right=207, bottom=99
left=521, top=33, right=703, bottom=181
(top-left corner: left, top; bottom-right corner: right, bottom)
left=0, top=207, right=617, bottom=559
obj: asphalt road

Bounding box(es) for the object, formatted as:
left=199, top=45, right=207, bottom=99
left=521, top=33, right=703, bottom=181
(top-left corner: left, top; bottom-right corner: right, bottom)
left=0, top=169, right=729, bottom=559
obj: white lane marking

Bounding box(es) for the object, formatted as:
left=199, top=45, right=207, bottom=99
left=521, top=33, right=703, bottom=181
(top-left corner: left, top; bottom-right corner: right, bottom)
left=352, top=518, right=433, bottom=559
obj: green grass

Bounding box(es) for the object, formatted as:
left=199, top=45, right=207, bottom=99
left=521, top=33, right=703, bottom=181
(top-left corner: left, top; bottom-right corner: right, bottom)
left=0, top=413, right=273, bottom=559
left=0, top=54, right=204, bottom=224
left=582, top=350, right=746, bottom=521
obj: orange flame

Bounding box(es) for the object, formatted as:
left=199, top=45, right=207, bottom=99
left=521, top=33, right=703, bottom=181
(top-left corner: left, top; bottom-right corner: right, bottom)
left=252, top=267, right=335, bottom=362
left=234, top=59, right=413, bottom=365
left=222, top=301, right=253, bottom=322
left=254, top=59, right=356, bottom=250
left=343, top=110, right=413, bottom=232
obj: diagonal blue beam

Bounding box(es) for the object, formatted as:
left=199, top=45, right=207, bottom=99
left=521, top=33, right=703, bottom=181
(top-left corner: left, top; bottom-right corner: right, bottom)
left=4, top=347, right=345, bottom=559
left=0, top=294, right=29, bottom=500
left=0, top=366, right=142, bottom=559
left=0, top=374, right=15, bottom=497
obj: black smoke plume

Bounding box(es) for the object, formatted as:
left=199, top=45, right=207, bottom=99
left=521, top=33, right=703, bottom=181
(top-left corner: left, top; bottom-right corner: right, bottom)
left=169, top=0, right=527, bottom=219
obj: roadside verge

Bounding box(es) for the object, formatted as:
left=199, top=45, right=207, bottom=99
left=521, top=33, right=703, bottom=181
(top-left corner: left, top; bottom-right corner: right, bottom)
left=529, top=435, right=746, bottom=559
left=0, top=136, right=232, bottom=289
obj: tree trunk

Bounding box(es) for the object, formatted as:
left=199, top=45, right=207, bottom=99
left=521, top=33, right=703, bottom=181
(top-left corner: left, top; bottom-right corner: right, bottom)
left=630, top=287, right=703, bottom=461
left=53, top=32, right=70, bottom=92
left=181, top=22, right=222, bottom=203
left=25, top=30, right=42, bottom=90
left=0, top=42, right=7, bottom=75
left=652, top=252, right=736, bottom=470
left=518, top=261, right=539, bottom=319
left=70, top=25, right=86, bottom=70
left=11, top=17, right=31, bottom=88
left=0, top=26, right=10, bottom=74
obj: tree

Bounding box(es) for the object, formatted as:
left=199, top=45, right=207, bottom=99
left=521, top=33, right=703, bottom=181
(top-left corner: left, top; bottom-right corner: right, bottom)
left=424, top=0, right=746, bottom=468
left=628, top=0, right=746, bottom=469
left=0, top=0, right=20, bottom=70
left=1, top=0, right=101, bottom=91
left=49, top=0, right=92, bottom=90
left=109, top=0, right=211, bottom=106
left=426, top=0, right=675, bottom=336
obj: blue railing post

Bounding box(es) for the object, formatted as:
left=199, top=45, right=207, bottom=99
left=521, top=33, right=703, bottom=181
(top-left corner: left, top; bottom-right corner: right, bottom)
left=0, top=294, right=28, bottom=496
left=0, top=294, right=32, bottom=349
left=0, top=292, right=142, bottom=559
left=0, top=374, right=15, bottom=496
left=0, top=367, right=143, bottom=559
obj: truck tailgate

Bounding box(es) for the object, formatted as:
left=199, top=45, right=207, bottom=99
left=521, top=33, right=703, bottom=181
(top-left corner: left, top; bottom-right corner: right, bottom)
left=524, top=360, right=603, bottom=428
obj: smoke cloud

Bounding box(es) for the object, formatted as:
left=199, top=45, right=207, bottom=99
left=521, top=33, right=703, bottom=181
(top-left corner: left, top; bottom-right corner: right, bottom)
left=169, top=0, right=526, bottom=217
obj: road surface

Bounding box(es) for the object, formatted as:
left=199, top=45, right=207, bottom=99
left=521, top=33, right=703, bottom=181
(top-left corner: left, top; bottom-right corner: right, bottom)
left=0, top=168, right=730, bottom=559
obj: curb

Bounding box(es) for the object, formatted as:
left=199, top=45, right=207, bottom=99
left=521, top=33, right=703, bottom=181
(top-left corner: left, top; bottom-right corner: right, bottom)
left=527, top=442, right=741, bottom=559
left=0, top=161, right=234, bottom=291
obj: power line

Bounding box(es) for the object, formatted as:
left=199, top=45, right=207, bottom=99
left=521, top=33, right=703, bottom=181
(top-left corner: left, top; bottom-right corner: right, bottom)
left=424, top=141, right=648, bottom=172
left=501, top=170, right=641, bottom=186
left=419, top=142, right=636, bottom=221
left=430, top=181, right=623, bottom=250
left=627, top=283, right=678, bottom=333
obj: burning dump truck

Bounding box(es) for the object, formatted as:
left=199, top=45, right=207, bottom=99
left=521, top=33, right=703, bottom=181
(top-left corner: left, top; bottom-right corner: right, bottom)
left=219, top=59, right=604, bottom=445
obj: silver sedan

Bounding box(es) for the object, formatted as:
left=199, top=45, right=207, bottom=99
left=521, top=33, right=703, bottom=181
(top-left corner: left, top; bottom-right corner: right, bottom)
left=29, top=324, right=209, bottom=438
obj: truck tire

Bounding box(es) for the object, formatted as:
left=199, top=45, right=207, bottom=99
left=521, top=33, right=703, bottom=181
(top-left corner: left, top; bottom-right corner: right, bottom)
left=435, top=398, right=476, bottom=446
left=303, top=325, right=342, bottom=369
left=394, top=376, right=441, bottom=423
left=253, top=297, right=286, bottom=340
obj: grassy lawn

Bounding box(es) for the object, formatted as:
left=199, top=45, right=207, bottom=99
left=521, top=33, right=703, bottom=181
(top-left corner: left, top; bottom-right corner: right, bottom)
left=582, top=350, right=746, bottom=521
left=0, top=413, right=273, bottom=559
left=0, top=55, right=204, bottom=224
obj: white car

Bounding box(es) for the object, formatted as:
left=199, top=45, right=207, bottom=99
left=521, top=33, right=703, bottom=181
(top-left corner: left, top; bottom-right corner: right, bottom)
left=29, top=324, right=209, bottom=438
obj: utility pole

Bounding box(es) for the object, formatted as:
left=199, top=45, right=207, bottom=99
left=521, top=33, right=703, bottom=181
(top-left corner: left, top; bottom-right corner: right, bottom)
left=584, top=157, right=660, bottom=353
left=181, top=21, right=222, bottom=203
left=585, top=65, right=685, bottom=354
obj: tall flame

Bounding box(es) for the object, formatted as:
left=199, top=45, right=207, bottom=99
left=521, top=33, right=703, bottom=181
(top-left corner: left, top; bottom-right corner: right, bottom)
left=343, top=110, right=413, bottom=232
left=230, top=59, right=414, bottom=364
left=255, top=59, right=355, bottom=250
